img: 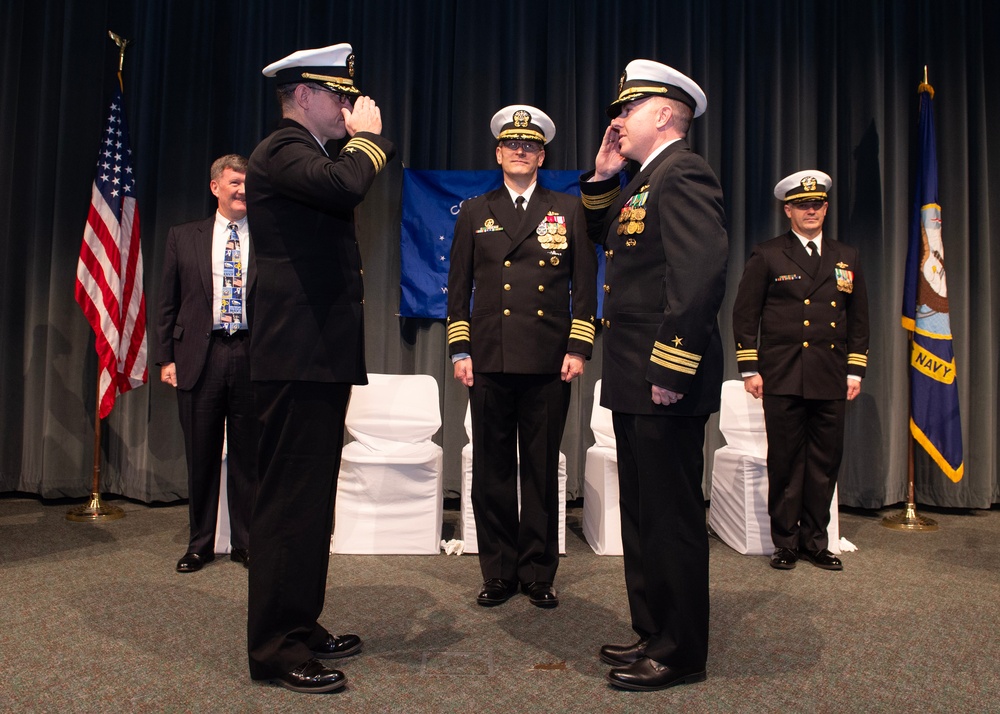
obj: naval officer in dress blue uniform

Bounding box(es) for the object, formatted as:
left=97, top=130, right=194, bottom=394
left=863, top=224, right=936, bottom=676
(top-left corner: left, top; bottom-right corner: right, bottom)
left=732, top=170, right=869, bottom=572
left=245, top=42, right=395, bottom=695
left=580, top=60, right=728, bottom=691
left=448, top=105, right=597, bottom=610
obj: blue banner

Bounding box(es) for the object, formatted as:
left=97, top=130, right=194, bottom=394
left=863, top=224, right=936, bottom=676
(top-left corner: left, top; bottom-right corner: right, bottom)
left=400, top=169, right=604, bottom=318
left=901, top=84, right=963, bottom=482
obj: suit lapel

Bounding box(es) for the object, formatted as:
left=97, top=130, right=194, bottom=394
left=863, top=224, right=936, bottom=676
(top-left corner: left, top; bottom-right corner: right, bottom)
left=486, top=188, right=519, bottom=250
left=196, top=218, right=215, bottom=305
left=782, top=232, right=814, bottom=277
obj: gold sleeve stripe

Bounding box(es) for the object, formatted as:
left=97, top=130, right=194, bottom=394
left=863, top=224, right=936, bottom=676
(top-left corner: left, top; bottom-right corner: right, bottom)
left=653, top=342, right=702, bottom=365
left=344, top=139, right=381, bottom=169
left=582, top=187, right=620, bottom=210
left=569, top=319, right=596, bottom=343
left=344, top=137, right=387, bottom=172
left=447, top=321, right=470, bottom=343
left=847, top=353, right=868, bottom=366
left=347, top=137, right=387, bottom=169
left=650, top=353, right=698, bottom=375
left=651, top=342, right=702, bottom=375
left=736, top=349, right=758, bottom=360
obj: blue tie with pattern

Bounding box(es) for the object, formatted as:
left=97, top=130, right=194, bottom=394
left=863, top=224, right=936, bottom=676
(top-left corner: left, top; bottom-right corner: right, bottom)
left=221, top=222, right=243, bottom=334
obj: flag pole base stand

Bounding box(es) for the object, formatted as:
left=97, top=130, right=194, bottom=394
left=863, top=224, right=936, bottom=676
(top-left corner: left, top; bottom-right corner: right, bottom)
left=881, top=503, right=938, bottom=531
left=66, top=493, right=125, bottom=522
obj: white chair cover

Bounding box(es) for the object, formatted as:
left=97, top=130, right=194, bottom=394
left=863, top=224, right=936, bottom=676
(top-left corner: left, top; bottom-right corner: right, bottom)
left=709, top=380, right=840, bottom=555
left=332, top=374, right=444, bottom=555
left=582, top=380, right=624, bottom=555
left=213, top=427, right=232, bottom=554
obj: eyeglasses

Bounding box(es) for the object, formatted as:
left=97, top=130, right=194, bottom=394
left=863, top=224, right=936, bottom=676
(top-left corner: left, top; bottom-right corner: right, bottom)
left=500, top=140, right=543, bottom=153
left=311, top=85, right=352, bottom=103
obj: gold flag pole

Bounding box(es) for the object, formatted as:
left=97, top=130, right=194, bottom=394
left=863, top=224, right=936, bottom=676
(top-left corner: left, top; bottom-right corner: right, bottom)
left=67, top=373, right=125, bottom=522
left=881, top=333, right=938, bottom=531
left=882, top=65, right=938, bottom=532
left=67, top=31, right=133, bottom=523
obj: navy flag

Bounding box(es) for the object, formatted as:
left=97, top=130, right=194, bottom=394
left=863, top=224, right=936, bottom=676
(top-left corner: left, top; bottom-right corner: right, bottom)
left=400, top=169, right=601, bottom=318
left=900, top=78, right=963, bottom=482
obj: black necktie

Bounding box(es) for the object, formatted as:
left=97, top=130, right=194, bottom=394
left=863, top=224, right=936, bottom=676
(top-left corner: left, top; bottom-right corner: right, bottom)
left=805, top=240, right=820, bottom=276
left=515, top=195, right=525, bottom=213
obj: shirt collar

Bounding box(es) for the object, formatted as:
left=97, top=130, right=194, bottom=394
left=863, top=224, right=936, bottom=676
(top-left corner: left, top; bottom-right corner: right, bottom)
left=216, top=212, right=248, bottom=231
left=792, top=229, right=823, bottom=251
left=640, top=137, right=682, bottom=171
left=505, top=180, right=538, bottom=206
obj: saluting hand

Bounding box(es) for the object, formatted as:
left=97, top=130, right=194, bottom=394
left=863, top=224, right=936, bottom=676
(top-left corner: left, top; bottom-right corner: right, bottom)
left=343, top=96, right=383, bottom=136
left=592, top=125, right=627, bottom=181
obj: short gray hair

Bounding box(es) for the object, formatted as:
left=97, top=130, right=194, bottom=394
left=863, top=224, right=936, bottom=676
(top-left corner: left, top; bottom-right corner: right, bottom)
left=210, top=154, right=248, bottom=181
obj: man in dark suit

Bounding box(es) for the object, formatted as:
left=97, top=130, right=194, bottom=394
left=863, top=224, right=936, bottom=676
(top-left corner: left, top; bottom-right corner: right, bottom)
left=732, top=170, right=869, bottom=572
left=579, top=60, right=728, bottom=691
left=447, top=105, right=597, bottom=610
left=155, top=154, right=256, bottom=574
left=244, top=43, right=395, bottom=695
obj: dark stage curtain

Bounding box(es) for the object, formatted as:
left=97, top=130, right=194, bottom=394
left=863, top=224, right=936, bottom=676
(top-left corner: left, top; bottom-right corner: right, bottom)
left=1, top=0, right=997, bottom=508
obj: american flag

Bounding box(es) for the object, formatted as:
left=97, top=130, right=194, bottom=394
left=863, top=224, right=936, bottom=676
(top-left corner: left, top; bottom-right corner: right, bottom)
left=75, top=87, right=148, bottom=419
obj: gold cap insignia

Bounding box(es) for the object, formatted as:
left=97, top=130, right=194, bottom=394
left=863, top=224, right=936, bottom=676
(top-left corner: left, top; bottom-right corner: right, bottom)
left=347, top=53, right=355, bottom=78
left=513, top=109, right=531, bottom=128
left=801, top=176, right=817, bottom=192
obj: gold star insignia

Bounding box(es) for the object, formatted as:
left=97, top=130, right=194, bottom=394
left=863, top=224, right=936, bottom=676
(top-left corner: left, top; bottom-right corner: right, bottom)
left=672, top=336, right=683, bottom=347
left=345, top=147, right=356, bottom=153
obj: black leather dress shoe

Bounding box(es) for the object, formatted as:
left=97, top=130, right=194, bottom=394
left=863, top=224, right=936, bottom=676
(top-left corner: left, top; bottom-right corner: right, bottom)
left=521, top=582, right=559, bottom=608
left=476, top=578, right=518, bottom=607
left=271, top=658, right=346, bottom=694
left=230, top=548, right=249, bottom=568
left=312, top=633, right=362, bottom=660
left=800, top=548, right=843, bottom=571
left=600, top=638, right=649, bottom=666
left=607, top=657, right=706, bottom=691
left=769, top=547, right=798, bottom=570
left=176, top=552, right=214, bottom=573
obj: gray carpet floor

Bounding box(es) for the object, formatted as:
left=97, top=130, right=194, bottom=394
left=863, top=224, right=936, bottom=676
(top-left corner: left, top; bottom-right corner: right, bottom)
left=1, top=495, right=997, bottom=713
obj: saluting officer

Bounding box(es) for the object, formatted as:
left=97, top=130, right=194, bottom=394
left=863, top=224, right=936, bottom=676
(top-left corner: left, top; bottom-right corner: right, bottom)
left=732, top=170, right=869, bottom=572
left=245, top=42, right=395, bottom=694
left=447, top=104, right=597, bottom=610
left=580, top=59, right=728, bottom=692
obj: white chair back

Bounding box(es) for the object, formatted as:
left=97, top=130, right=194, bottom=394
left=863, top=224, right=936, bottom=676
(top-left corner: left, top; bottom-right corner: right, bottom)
left=346, top=374, right=441, bottom=451
left=718, top=380, right=768, bottom=458
left=590, top=380, right=616, bottom=449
